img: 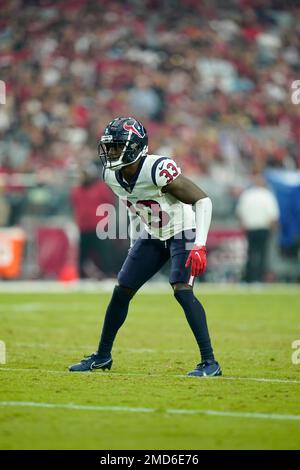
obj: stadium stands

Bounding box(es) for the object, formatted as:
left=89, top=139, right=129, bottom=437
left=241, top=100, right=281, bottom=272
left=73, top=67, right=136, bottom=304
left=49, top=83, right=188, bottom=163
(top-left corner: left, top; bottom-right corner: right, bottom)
left=0, top=0, right=299, bottom=280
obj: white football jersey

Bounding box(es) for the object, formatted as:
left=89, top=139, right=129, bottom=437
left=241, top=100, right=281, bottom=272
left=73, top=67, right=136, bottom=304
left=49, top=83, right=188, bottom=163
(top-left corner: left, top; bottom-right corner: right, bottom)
left=104, top=154, right=196, bottom=241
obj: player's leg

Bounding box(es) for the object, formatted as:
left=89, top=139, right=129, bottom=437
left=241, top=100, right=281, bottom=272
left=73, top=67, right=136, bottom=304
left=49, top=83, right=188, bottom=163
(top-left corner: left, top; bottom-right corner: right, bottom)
left=96, top=284, right=136, bottom=360
left=169, top=230, right=221, bottom=377
left=173, top=284, right=215, bottom=361
left=68, top=283, right=135, bottom=372
left=96, top=235, right=169, bottom=357
left=69, top=234, right=169, bottom=371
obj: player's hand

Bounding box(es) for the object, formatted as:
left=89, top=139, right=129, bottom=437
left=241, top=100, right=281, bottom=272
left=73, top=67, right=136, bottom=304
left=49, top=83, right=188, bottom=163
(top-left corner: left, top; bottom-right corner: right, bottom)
left=185, top=245, right=207, bottom=277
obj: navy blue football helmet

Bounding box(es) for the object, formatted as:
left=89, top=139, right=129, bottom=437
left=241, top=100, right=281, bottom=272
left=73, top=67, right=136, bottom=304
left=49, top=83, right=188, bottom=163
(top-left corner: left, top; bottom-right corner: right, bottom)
left=98, top=117, right=148, bottom=171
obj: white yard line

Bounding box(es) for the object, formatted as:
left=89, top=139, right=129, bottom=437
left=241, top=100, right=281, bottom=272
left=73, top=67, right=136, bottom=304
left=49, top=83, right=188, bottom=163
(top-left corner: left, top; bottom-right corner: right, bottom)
left=0, top=367, right=300, bottom=385
left=0, top=400, right=299, bottom=422
left=220, top=376, right=300, bottom=385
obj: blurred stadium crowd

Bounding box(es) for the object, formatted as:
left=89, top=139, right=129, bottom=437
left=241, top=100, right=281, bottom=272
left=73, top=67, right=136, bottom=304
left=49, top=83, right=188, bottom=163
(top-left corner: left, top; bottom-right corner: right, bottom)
left=0, top=0, right=299, bottom=281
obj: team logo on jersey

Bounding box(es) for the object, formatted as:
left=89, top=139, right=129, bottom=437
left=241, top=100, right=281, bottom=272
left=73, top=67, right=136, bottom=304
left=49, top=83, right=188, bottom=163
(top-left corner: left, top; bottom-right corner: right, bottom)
left=123, top=122, right=145, bottom=138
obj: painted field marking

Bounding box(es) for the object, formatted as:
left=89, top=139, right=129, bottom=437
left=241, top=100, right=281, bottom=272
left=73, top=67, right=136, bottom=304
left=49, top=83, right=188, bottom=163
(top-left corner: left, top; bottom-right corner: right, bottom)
left=0, top=401, right=300, bottom=422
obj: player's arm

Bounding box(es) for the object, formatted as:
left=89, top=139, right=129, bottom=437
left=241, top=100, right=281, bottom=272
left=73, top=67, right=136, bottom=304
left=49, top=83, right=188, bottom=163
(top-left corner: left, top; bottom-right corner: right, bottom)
left=164, top=174, right=212, bottom=277
left=163, top=174, right=207, bottom=203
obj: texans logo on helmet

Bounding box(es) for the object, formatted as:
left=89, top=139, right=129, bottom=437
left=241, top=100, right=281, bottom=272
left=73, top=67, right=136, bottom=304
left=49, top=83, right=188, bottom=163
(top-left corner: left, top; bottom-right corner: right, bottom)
left=123, top=122, right=145, bottom=138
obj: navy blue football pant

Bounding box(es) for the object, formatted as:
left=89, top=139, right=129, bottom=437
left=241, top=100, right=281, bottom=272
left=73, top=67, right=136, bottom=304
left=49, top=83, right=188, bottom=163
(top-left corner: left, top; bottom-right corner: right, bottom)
left=98, top=230, right=214, bottom=361
left=117, top=229, right=195, bottom=289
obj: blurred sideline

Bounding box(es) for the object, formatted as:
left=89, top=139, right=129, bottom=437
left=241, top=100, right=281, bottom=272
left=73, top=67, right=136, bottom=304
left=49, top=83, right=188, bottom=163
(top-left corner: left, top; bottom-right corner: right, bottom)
left=0, top=280, right=299, bottom=294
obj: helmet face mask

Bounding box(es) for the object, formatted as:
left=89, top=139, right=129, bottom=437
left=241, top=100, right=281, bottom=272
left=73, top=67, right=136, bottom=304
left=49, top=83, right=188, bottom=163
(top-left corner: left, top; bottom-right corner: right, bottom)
left=98, top=117, right=148, bottom=171
left=102, top=142, right=125, bottom=163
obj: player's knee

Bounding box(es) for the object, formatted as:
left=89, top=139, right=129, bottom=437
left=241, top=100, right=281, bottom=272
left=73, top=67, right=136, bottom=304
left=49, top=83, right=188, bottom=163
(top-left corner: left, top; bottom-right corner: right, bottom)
left=115, top=284, right=136, bottom=299
left=173, top=284, right=194, bottom=309
left=172, top=282, right=192, bottom=293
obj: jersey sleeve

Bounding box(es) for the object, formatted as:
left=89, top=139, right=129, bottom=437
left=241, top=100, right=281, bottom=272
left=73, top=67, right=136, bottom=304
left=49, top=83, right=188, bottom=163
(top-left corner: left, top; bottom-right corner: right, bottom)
left=152, top=158, right=181, bottom=188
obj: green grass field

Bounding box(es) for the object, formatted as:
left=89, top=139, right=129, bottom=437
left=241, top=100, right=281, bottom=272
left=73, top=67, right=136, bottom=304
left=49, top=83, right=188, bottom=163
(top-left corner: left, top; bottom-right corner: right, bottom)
left=0, top=287, right=300, bottom=450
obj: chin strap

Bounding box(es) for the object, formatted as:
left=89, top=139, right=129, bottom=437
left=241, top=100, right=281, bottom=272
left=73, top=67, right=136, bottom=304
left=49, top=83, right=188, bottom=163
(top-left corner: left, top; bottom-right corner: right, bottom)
left=107, top=145, right=148, bottom=171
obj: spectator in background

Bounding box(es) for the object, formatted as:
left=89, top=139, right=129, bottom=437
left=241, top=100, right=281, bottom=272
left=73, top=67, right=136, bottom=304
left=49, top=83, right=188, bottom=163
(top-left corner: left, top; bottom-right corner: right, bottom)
left=0, top=176, right=10, bottom=227
left=1, top=0, right=300, bottom=284
left=236, top=174, right=279, bottom=283
left=71, top=162, right=115, bottom=279
left=2, top=0, right=300, bottom=184
left=128, top=75, right=164, bottom=121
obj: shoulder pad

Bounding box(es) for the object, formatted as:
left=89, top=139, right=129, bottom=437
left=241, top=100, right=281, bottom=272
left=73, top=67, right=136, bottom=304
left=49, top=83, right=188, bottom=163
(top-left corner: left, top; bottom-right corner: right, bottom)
left=151, top=157, right=181, bottom=188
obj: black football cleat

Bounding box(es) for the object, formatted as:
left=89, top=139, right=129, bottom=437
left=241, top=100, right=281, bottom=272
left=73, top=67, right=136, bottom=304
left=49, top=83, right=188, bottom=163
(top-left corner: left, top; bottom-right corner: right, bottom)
left=69, top=353, right=113, bottom=372
left=187, top=359, right=222, bottom=377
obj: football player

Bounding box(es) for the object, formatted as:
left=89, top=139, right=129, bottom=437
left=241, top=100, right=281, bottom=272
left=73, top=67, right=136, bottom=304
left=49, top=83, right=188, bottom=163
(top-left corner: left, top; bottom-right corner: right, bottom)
left=69, top=117, right=222, bottom=377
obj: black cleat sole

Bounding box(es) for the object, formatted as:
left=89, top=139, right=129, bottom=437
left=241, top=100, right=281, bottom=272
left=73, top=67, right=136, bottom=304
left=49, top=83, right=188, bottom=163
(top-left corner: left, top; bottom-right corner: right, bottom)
left=101, top=362, right=112, bottom=371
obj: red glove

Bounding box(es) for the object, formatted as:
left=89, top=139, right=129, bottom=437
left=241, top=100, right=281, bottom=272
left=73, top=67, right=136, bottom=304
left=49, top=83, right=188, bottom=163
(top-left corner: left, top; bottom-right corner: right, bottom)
left=185, top=245, right=207, bottom=277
